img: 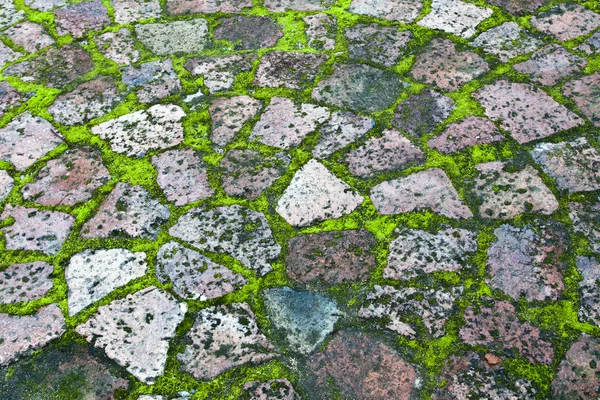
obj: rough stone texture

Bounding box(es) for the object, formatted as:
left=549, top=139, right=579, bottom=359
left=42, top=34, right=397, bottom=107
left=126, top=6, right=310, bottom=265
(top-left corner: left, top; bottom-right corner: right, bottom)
left=0, top=261, right=53, bottom=304
left=112, top=0, right=161, bottom=23
left=303, top=14, right=336, bottom=50
left=170, top=205, right=281, bottom=276
left=348, top=0, right=421, bottom=23
left=531, top=3, right=600, bottom=41
left=91, top=104, right=185, bottom=157
left=474, top=80, right=583, bottom=143
left=96, top=28, right=140, bottom=65
left=276, top=159, right=363, bottom=227
left=54, top=1, right=110, bottom=38
left=220, top=149, right=290, bottom=200
left=385, top=227, right=477, bottom=280
left=214, top=16, right=282, bottom=50
left=345, top=23, right=412, bottom=67
left=391, top=89, right=455, bottom=138
left=4, top=21, right=54, bottom=53
left=135, top=19, right=209, bottom=56
left=0, top=170, right=13, bottom=202
left=313, top=111, right=374, bottom=159
left=23, top=0, right=66, bottom=10
left=514, top=44, right=587, bottom=86
left=0, top=0, right=25, bottom=29
left=255, top=51, right=328, bottom=89
left=286, top=229, right=376, bottom=285
left=577, top=31, right=600, bottom=55
left=122, top=59, right=181, bottom=104
left=487, top=0, right=545, bottom=15
left=21, top=147, right=110, bottom=206
left=76, top=287, right=187, bottom=384
left=0, top=42, right=20, bottom=69
left=570, top=201, right=600, bottom=253
left=156, top=241, right=246, bottom=301
left=576, top=257, right=600, bottom=327
left=177, top=303, right=276, bottom=381
left=427, top=116, right=504, bottom=154
left=371, top=168, right=472, bottom=219
left=0, top=82, right=29, bottom=118
left=242, top=379, right=300, bottom=400
left=167, top=0, right=251, bottom=14
left=418, top=0, right=493, bottom=39
left=0, top=205, right=74, bottom=255
left=552, top=334, right=600, bottom=398
left=470, top=22, right=543, bottom=62
left=264, top=0, right=334, bottom=12
left=209, top=96, right=262, bottom=147
left=563, top=72, right=600, bottom=127
left=185, top=54, right=255, bottom=93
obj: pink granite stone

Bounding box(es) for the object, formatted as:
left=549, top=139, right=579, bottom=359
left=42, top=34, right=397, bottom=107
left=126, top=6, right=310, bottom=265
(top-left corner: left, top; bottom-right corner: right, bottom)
left=0, top=261, right=53, bottom=304
left=167, top=0, right=251, bottom=14
left=214, top=16, right=283, bottom=50
left=303, top=14, right=336, bottom=50
left=563, top=72, right=600, bottom=127
left=54, top=0, right=110, bottom=38
left=95, top=28, right=140, bottom=65
left=243, top=379, right=300, bottom=400
left=185, top=54, right=255, bottom=93
left=514, top=44, right=587, bottom=86
left=122, top=59, right=181, bottom=104
left=427, top=116, right=504, bottom=154
left=112, top=0, right=161, bottom=23
left=264, top=0, right=334, bottom=12
left=552, top=335, right=600, bottom=398
left=4, top=21, right=54, bottom=53
left=0, top=170, right=13, bottom=202
left=255, top=51, right=328, bottom=89
left=0, top=82, right=29, bottom=117
left=531, top=3, right=600, bottom=41
left=209, top=96, right=262, bottom=147
left=348, top=0, right=422, bottom=23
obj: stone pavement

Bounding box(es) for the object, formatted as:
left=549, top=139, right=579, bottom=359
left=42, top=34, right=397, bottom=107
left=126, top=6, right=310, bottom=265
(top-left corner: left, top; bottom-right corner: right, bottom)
left=0, top=0, right=600, bottom=398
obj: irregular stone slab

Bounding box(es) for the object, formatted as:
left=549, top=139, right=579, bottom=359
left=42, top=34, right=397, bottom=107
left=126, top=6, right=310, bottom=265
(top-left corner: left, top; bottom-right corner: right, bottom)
left=0, top=261, right=53, bottom=304
left=0, top=205, right=74, bottom=254
left=167, top=0, right=251, bottom=14
left=313, top=111, right=374, bottom=159
left=0, top=170, right=13, bottom=202
left=170, top=205, right=280, bottom=276
left=371, top=168, right=472, bottom=219
left=418, top=0, right=492, bottom=39
left=349, top=0, right=421, bottom=23
left=22, top=147, right=110, bottom=206
left=576, top=257, right=600, bottom=327
left=531, top=3, right=600, bottom=41
left=4, top=21, right=54, bottom=53
left=177, top=303, right=276, bottom=381
left=386, top=227, right=477, bottom=280
left=474, top=80, right=583, bottom=143
left=563, top=72, right=600, bottom=127
left=96, top=28, right=140, bottom=65
left=427, top=116, right=503, bottom=154
left=135, top=19, right=209, bottom=56
left=81, top=182, right=170, bottom=239
left=0, top=0, right=25, bottom=30
left=255, top=51, right=327, bottom=89
left=220, top=149, right=289, bottom=200
left=552, top=335, right=600, bottom=398
left=24, top=0, right=67, bottom=10
left=514, top=45, right=587, bottom=86
left=0, top=304, right=65, bottom=366
left=0, top=82, right=29, bottom=117
left=214, top=16, right=282, bottom=50
left=471, top=22, right=543, bottom=62
left=0, top=42, right=21, bottom=69
left=122, top=59, right=181, bottom=104
left=312, top=63, right=405, bottom=113
left=91, top=104, right=185, bottom=157
left=209, top=96, right=262, bottom=146
left=185, top=54, right=255, bottom=93
left=391, top=89, right=455, bottom=138
left=570, top=202, right=600, bottom=253
left=54, top=0, right=110, bottom=38
left=76, top=287, right=186, bottom=384
left=249, top=97, right=330, bottom=149
left=346, top=23, right=412, bottom=67
left=112, top=0, right=161, bottom=23
left=183, top=90, right=204, bottom=110
left=304, top=14, right=336, bottom=50
left=487, top=0, right=545, bottom=15
left=243, top=379, right=300, bottom=400
left=577, top=31, right=600, bottom=55
left=276, top=159, right=363, bottom=227
left=264, top=0, right=334, bottom=12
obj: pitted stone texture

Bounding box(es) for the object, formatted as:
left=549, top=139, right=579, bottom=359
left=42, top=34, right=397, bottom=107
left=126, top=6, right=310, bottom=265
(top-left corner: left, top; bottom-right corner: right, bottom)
left=210, top=96, right=262, bottom=146
left=91, top=104, right=185, bottom=157
left=0, top=42, right=20, bottom=69
left=371, top=169, right=472, bottom=219
left=531, top=3, right=600, bottom=41
left=54, top=1, right=109, bottom=38
left=345, top=24, right=412, bottom=67
left=563, top=72, right=600, bottom=127
left=386, top=227, right=477, bottom=280
left=135, top=19, right=209, bottom=56
left=122, top=59, right=181, bottom=104
left=570, top=202, right=600, bottom=253
left=4, top=22, right=54, bottom=53
left=250, top=97, right=330, bottom=149
left=487, top=0, right=545, bottom=15
left=0, top=205, right=74, bottom=255
left=0, top=0, right=25, bottom=30
left=0, top=82, right=29, bottom=118
left=156, top=241, right=246, bottom=301
left=313, top=63, right=405, bottom=113
left=427, top=116, right=503, bottom=154
left=167, top=0, right=251, bottom=13
left=286, top=229, right=376, bottom=285
left=255, top=52, right=327, bottom=90
left=304, top=14, right=336, bottom=50
left=473, top=162, right=558, bottom=219
left=24, top=0, right=66, bottom=10
left=96, top=28, right=140, bottom=65
left=0, top=304, right=65, bottom=366
left=418, top=0, right=492, bottom=39
left=0, top=261, right=53, bottom=304
left=391, top=89, right=455, bottom=138
left=577, top=31, right=600, bottom=55
left=185, top=54, right=255, bottom=93
left=243, top=379, right=300, bottom=400
left=221, top=149, right=289, bottom=200
left=460, top=299, right=554, bottom=364
left=81, top=183, right=169, bottom=239
left=76, top=287, right=186, bottom=384
left=0, top=170, right=13, bottom=202
left=576, top=257, right=600, bottom=327
left=112, top=0, right=161, bottom=23
left=514, top=45, right=587, bottom=86
left=215, top=16, right=282, bottom=50
left=177, top=303, right=276, bottom=381
left=411, top=38, right=488, bottom=91
left=313, top=111, right=374, bottom=159
left=474, top=80, right=583, bottom=143
left=348, top=0, right=421, bottom=23
left=264, top=0, right=334, bottom=12
left=170, top=205, right=280, bottom=276
left=552, top=334, right=600, bottom=398
left=471, top=22, right=543, bottom=62
left=276, top=159, right=363, bottom=227
left=22, top=147, right=110, bottom=206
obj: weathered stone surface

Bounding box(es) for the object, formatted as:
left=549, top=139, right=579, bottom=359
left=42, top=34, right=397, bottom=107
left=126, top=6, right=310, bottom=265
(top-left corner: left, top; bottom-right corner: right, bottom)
left=183, top=90, right=204, bottom=110
left=122, top=59, right=181, bottom=104
left=313, top=63, right=405, bottom=113
left=0, top=205, right=74, bottom=255
left=474, top=80, right=583, bottom=143
left=576, top=257, right=600, bottom=327
left=156, top=241, right=246, bottom=301
left=514, top=44, right=587, bottom=86
left=563, top=72, right=600, bottom=127
left=242, top=379, right=300, bottom=400
left=91, top=104, right=185, bottom=157
left=112, top=0, right=161, bottom=23
left=487, top=0, right=545, bottom=15
left=250, top=97, right=330, bottom=149
left=177, top=303, right=276, bottom=381
left=22, top=147, right=110, bottom=206
left=471, top=22, right=543, bottom=62
left=167, top=0, right=251, bottom=14
left=0, top=82, right=29, bottom=118
left=4, top=21, right=54, bottom=53
left=418, top=0, right=492, bottom=39
left=170, top=205, right=280, bottom=276
left=76, top=287, right=186, bottom=384
left=220, top=149, right=289, bottom=200
left=0, top=261, right=53, bottom=304
left=54, top=0, right=110, bottom=38
left=264, top=0, right=334, bottom=12
left=385, top=227, right=477, bottom=280
left=531, top=3, right=600, bottom=41
left=570, top=202, right=600, bottom=253
left=135, top=19, right=209, bottom=55
left=371, top=168, right=472, bottom=219
left=209, top=96, right=262, bottom=146
left=427, top=116, right=503, bottom=154
left=215, top=16, right=282, bottom=50
left=81, top=183, right=170, bottom=239
left=96, top=28, right=140, bottom=65
left=577, top=30, right=600, bottom=55
left=352, top=0, right=422, bottom=22
left=255, top=51, right=327, bottom=89
left=0, top=0, right=25, bottom=29
left=0, top=170, right=13, bottom=202
left=552, top=334, right=600, bottom=398
left=185, top=53, right=255, bottom=93
left=391, top=89, right=455, bottom=138
left=0, top=304, right=65, bottom=366
left=23, top=0, right=66, bottom=10
left=0, top=42, right=20, bottom=69
left=304, top=14, right=336, bottom=50
left=276, top=159, right=363, bottom=227
left=313, top=111, right=374, bottom=159
left=345, top=23, right=412, bottom=67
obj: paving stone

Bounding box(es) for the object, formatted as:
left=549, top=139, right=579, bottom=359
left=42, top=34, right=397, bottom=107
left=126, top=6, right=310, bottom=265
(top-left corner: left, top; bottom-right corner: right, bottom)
left=470, top=22, right=543, bottom=62
left=0, top=205, right=74, bottom=255
left=183, top=90, right=205, bottom=110
left=220, top=149, right=289, bottom=200
left=54, top=0, right=110, bottom=38
left=0, top=0, right=25, bottom=30
left=345, top=23, right=412, bottom=67
left=427, top=116, right=503, bottom=154
left=286, top=229, right=376, bottom=285
left=255, top=51, right=328, bottom=89
left=276, top=159, right=363, bottom=227
left=4, top=21, right=54, bottom=53
left=514, top=44, right=587, bottom=86
left=577, top=30, right=600, bottom=55
left=76, top=287, right=187, bottom=384
left=417, top=0, right=493, bottom=39
left=112, top=0, right=161, bottom=23
left=0, top=170, right=13, bottom=202
left=552, top=334, right=600, bottom=398
left=214, top=16, right=282, bottom=50
left=576, top=257, right=600, bottom=327
left=563, top=72, right=600, bottom=127
left=167, top=0, right=251, bottom=14
left=312, top=63, right=405, bottom=113
left=359, top=285, right=463, bottom=339
left=242, top=379, right=300, bottom=400
left=81, top=182, right=170, bottom=239
left=209, top=96, right=262, bottom=146
left=96, top=28, right=140, bottom=65
left=371, top=168, right=472, bottom=219
left=135, top=19, right=209, bottom=56
left=177, top=302, right=276, bottom=381
left=185, top=53, right=255, bottom=93
left=0, top=42, right=21, bottom=69
left=313, top=111, right=374, bottom=159
left=91, top=104, right=185, bottom=157
left=156, top=241, right=246, bottom=301
left=249, top=97, right=330, bottom=149
left=122, top=59, right=181, bottom=104
left=391, top=89, right=455, bottom=138
left=0, top=82, right=29, bottom=117
left=264, top=0, right=334, bottom=12
left=0, top=261, right=53, bottom=304
left=486, top=0, right=545, bottom=16
left=170, top=205, right=280, bottom=276
left=23, top=0, right=66, bottom=10
left=474, top=80, right=583, bottom=143
left=385, top=227, right=477, bottom=280
left=569, top=201, right=600, bottom=253
left=303, top=14, right=336, bottom=50
left=531, top=3, right=600, bottom=41
left=348, top=0, right=421, bottom=23
left=472, top=161, right=559, bottom=219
